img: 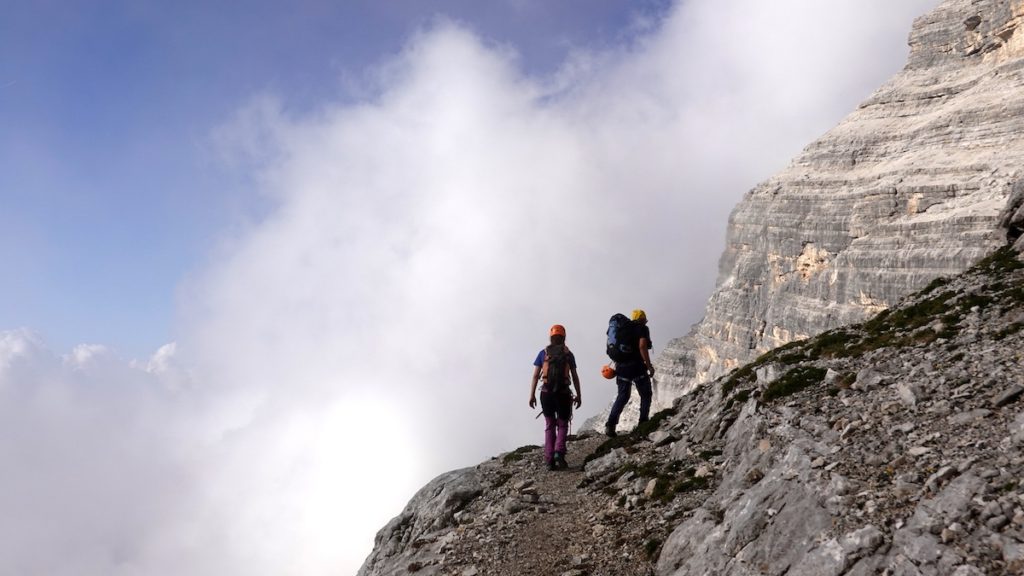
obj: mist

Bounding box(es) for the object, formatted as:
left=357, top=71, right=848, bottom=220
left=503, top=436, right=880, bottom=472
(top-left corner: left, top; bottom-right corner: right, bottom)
left=0, top=1, right=938, bottom=574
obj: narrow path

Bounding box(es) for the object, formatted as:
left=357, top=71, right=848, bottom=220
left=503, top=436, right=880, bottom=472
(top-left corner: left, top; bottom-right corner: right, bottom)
left=445, top=434, right=660, bottom=576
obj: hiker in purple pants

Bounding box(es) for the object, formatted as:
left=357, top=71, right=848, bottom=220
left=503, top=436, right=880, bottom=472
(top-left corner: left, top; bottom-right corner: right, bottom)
left=529, top=324, right=582, bottom=470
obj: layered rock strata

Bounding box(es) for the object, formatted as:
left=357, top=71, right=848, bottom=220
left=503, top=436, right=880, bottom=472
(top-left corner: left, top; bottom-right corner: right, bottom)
left=655, top=0, right=1024, bottom=407
left=656, top=245, right=1024, bottom=575
left=360, top=2, right=1024, bottom=574
left=361, top=243, right=1024, bottom=575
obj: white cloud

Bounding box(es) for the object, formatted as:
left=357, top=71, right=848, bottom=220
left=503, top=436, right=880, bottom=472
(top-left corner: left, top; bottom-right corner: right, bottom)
left=0, top=331, right=198, bottom=575
left=65, top=343, right=109, bottom=367
left=1, top=1, right=939, bottom=574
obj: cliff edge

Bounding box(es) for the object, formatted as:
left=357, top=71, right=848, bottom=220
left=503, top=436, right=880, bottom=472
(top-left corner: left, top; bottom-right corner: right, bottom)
left=360, top=239, right=1024, bottom=575
left=655, top=0, right=1024, bottom=408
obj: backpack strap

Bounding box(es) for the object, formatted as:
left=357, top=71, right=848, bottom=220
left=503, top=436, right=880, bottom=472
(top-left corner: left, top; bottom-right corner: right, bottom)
left=541, top=344, right=572, bottom=393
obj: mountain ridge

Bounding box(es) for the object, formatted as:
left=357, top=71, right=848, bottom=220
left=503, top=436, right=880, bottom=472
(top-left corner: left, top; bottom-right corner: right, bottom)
left=650, top=0, right=1024, bottom=411
left=359, top=1, right=1024, bottom=573
left=358, top=237, right=1024, bottom=576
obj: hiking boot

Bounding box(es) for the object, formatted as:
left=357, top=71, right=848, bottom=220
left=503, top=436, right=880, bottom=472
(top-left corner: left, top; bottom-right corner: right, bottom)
left=553, top=452, right=567, bottom=469
left=604, top=425, right=617, bottom=438
left=546, top=459, right=556, bottom=471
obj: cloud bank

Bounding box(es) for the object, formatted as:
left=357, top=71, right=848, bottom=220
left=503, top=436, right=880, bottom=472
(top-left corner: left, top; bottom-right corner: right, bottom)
left=0, top=1, right=938, bottom=574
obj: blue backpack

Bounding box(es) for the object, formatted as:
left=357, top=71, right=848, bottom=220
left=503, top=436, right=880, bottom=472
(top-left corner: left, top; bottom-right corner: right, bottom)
left=606, top=313, right=638, bottom=363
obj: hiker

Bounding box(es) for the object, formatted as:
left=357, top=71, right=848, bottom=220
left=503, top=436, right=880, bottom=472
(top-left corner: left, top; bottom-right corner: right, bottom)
left=605, top=309, right=655, bottom=437
left=529, top=324, right=582, bottom=470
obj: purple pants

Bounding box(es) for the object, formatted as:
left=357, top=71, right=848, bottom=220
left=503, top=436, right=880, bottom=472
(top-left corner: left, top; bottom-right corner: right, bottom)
left=540, top=390, right=572, bottom=463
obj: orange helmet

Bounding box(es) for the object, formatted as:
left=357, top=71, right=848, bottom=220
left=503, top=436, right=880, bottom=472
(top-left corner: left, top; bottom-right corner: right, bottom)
left=601, top=364, right=616, bottom=379
left=549, top=324, right=566, bottom=337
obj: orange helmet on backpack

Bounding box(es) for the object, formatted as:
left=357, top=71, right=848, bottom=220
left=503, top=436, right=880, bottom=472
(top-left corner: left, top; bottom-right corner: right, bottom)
left=549, top=324, right=566, bottom=337
left=601, top=364, right=616, bottom=379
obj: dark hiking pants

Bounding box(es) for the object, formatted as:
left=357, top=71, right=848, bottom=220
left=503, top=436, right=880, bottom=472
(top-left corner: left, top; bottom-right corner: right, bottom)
left=606, top=373, right=652, bottom=429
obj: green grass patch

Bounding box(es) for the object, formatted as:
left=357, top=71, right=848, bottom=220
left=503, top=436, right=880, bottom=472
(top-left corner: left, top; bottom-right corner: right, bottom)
left=583, top=435, right=636, bottom=467
left=941, top=312, right=962, bottom=325
left=936, top=324, right=960, bottom=340
left=650, top=478, right=673, bottom=503
left=881, top=291, right=956, bottom=332
left=806, top=329, right=860, bottom=359
left=699, top=449, right=723, bottom=461
left=997, top=480, right=1020, bottom=494
left=620, top=460, right=661, bottom=479
left=921, top=276, right=950, bottom=295
left=773, top=339, right=807, bottom=354
left=723, top=389, right=751, bottom=411
left=721, top=339, right=809, bottom=395
left=614, top=462, right=678, bottom=502
left=910, top=328, right=940, bottom=346
left=777, top=351, right=806, bottom=364
left=957, top=292, right=993, bottom=312
left=827, top=371, right=856, bottom=396
left=996, top=322, right=1024, bottom=340
left=1002, top=286, right=1024, bottom=306
left=644, top=538, right=663, bottom=559
left=491, top=472, right=513, bottom=489
left=973, top=246, right=1024, bottom=274
left=633, top=407, right=678, bottom=437
left=762, top=366, right=828, bottom=402
left=673, top=476, right=711, bottom=493
left=584, top=408, right=678, bottom=466
left=502, top=444, right=540, bottom=463
left=862, top=308, right=892, bottom=333
left=722, top=364, right=757, bottom=395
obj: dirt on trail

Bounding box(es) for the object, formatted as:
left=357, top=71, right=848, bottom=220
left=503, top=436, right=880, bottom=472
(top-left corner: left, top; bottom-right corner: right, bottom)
left=438, top=432, right=686, bottom=576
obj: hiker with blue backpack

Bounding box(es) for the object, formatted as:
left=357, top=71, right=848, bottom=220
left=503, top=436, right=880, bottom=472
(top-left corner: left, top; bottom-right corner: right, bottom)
left=529, top=324, right=582, bottom=470
left=603, top=309, right=655, bottom=437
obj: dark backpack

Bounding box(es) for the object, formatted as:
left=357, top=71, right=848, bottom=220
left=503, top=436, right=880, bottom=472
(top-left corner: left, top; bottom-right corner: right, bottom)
left=542, top=344, right=572, bottom=394
left=606, top=313, right=639, bottom=363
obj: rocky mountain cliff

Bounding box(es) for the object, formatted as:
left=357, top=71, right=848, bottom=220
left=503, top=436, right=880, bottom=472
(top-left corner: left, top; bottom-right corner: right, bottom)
left=654, top=0, right=1024, bottom=409
left=359, top=2, right=1024, bottom=574
left=358, top=238, right=1024, bottom=576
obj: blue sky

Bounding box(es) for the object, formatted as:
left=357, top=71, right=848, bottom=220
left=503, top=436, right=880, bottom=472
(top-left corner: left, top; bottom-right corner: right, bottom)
left=0, top=1, right=940, bottom=574
left=1, top=0, right=671, bottom=357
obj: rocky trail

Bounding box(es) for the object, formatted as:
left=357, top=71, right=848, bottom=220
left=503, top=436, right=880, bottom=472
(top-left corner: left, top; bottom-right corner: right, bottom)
left=359, top=411, right=722, bottom=576
left=360, top=1, right=1024, bottom=572
left=360, top=244, right=1024, bottom=575
left=360, top=389, right=729, bottom=573
left=438, top=433, right=679, bottom=576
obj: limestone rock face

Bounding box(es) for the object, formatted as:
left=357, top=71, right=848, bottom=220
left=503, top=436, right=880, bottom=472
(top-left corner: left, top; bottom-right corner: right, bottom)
left=656, top=244, right=1024, bottom=576
left=359, top=3, right=1024, bottom=574
left=656, top=0, right=1024, bottom=404
left=359, top=242, right=1024, bottom=576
